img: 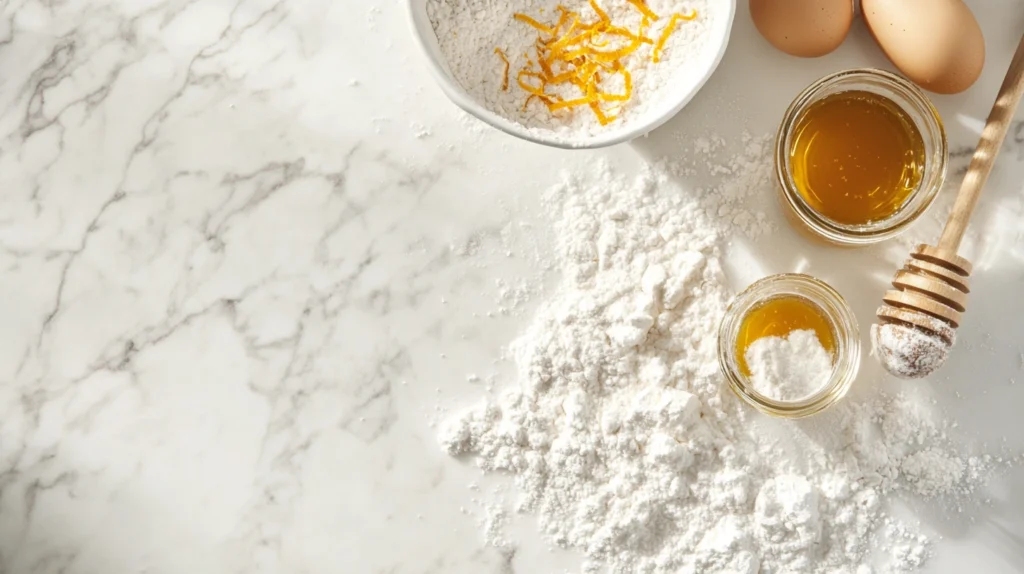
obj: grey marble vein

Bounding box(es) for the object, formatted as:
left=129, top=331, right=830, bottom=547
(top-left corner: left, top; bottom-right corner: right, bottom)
left=0, top=1, right=1022, bottom=574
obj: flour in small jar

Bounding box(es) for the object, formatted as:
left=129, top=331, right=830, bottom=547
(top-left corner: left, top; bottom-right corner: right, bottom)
left=746, top=329, right=834, bottom=401
left=426, top=0, right=716, bottom=142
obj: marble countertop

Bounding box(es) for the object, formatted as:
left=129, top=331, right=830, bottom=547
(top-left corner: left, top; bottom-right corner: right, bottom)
left=2, top=1, right=1024, bottom=573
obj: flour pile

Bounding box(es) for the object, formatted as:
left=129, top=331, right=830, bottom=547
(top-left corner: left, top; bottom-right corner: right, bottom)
left=426, top=0, right=716, bottom=141
left=440, top=143, right=995, bottom=573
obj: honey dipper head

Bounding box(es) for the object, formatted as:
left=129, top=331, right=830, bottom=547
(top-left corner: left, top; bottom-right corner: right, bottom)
left=872, top=307, right=956, bottom=379
left=874, top=244, right=970, bottom=378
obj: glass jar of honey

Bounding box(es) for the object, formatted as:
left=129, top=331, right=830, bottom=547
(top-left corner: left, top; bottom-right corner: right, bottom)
left=775, top=69, right=947, bottom=245
left=718, top=274, right=860, bottom=418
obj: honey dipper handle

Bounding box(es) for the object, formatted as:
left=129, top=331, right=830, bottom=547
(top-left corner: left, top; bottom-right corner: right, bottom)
left=938, top=34, right=1024, bottom=252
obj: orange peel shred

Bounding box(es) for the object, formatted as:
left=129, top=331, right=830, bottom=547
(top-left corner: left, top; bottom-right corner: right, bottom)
left=625, top=0, right=660, bottom=21
left=550, top=95, right=600, bottom=111
left=513, top=13, right=555, bottom=35
left=653, top=10, right=697, bottom=63
left=503, top=3, right=697, bottom=125
left=494, top=48, right=510, bottom=91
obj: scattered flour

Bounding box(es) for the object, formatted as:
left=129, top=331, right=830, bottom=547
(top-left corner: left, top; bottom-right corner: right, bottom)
left=440, top=140, right=999, bottom=573
left=746, top=329, right=834, bottom=401
left=426, top=0, right=717, bottom=142
left=664, top=133, right=777, bottom=237
left=753, top=474, right=822, bottom=572
left=901, top=447, right=966, bottom=498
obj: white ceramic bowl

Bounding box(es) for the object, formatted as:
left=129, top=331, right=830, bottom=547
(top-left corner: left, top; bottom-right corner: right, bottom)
left=408, top=0, right=737, bottom=149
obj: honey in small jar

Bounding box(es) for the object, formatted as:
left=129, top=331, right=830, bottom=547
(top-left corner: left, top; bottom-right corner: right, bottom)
left=735, top=295, right=836, bottom=376
left=789, top=90, right=925, bottom=225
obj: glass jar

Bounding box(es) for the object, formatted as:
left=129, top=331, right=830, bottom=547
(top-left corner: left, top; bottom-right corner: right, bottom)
left=718, top=274, right=861, bottom=418
left=775, top=69, right=947, bottom=245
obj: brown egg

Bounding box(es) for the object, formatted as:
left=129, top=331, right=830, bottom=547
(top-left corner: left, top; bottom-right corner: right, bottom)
left=750, top=0, right=855, bottom=58
left=863, top=0, right=985, bottom=94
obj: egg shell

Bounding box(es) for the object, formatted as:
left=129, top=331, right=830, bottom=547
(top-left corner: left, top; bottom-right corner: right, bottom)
left=749, top=0, right=854, bottom=58
left=862, top=0, right=985, bottom=94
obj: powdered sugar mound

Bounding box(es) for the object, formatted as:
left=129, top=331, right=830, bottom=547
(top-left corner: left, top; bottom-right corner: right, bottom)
left=440, top=146, right=1001, bottom=573
left=746, top=329, right=833, bottom=401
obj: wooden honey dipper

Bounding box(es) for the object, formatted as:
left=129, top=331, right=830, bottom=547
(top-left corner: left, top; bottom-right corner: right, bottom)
left=874, top=34, right=1024, bottom=379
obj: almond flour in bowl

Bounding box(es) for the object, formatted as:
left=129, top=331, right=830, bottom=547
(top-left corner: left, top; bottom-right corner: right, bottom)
left=418, top=0, right=733, bottom=147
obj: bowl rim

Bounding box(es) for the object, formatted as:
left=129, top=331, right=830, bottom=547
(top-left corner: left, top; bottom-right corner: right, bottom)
left=406, top=0, right=737, bottom=149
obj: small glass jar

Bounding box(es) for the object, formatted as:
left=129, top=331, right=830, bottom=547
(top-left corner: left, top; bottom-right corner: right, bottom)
left=718, top=274, right=861, bottom=418
left=775, top=69, right=947, bottom=245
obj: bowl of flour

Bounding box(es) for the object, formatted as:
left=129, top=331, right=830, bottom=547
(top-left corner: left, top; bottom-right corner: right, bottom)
left=410, top=0, right=736, bottom=148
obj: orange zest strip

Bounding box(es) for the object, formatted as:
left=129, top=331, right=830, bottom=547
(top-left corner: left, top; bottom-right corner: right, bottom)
left=516, top=71, right=560, bottom=108
left=494, top=48, right=510, bottom=91
left=552, top=6, right=573, bottom=36
left=549, top=95, right=599, bottom=111
left=595, top=63, right=632, bottom=102
left=547, top=19, right=585, bottom=52
left=652, top=11, right=697, bottom=63
left=516, top=70, right=545, bottom=93
left=589, top=101, right=615, bottom=125
left=547, top=71, right=576, bottom=84
left=603, top=26, right=653, bottom=44
left=504, top=2, right=689, bottom=126
left=521, top=94, right=561, bottom=112
left=538, top=54, right=555, bottom=79
left=585, top=70, right=599, bottom=98
left=513, top=13, right=554, bottom=35
left=625, top=0, right=660, bottom=21
left=566, top=35, right=642, bottom=62
left=576, top=62, right=600, bottom=88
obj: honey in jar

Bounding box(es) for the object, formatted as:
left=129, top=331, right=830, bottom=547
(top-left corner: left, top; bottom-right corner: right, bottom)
left=735, top=295, right=836, bottom=376
left=789, top=90, right=925, bottom=225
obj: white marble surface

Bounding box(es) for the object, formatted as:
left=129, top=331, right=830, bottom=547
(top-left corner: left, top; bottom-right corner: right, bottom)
left=2, top=1, right=1024, bottom=573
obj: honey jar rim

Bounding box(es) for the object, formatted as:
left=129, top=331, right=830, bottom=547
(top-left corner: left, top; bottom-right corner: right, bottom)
left=774, top=68, right=948, bottom=246
left=717, top=273, right=861, bottom=418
